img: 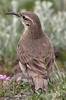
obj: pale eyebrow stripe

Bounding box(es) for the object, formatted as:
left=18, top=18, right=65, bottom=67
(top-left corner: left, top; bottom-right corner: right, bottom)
left=25, top=15, right=35, bottom=24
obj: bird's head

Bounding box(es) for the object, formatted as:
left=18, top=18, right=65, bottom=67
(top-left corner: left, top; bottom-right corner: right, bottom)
left=5, top=11, right=41, bottom=30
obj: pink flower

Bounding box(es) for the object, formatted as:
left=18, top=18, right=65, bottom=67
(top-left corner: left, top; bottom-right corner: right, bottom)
left=5, top=77, right=10, bottom=80
left=0, top=74, right=10, bottom=80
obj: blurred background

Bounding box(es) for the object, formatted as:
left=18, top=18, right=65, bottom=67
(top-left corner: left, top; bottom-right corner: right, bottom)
left=0, top=0, right=66, bottom=76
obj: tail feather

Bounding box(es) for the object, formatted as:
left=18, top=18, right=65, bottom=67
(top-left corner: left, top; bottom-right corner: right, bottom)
left=33, top=75, right=48, bottom=91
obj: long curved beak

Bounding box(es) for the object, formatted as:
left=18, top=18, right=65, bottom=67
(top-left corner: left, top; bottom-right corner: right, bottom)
left=5, top=12, right=20, bottom=17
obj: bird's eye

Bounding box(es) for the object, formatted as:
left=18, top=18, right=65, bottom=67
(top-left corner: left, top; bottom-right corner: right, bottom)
left=22, top=16, right=28, bottom=20
left=22, top=16, right=25, bottom=19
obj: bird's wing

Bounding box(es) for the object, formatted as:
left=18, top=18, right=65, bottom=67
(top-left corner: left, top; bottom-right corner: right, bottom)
left=18, top=45, right=54, bottom=79
left=27, top=51, right=54, bottom=78
left=26, top=57, right=48, bottom=79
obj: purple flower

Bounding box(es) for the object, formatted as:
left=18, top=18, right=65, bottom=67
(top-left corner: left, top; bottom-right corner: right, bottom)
left=0, top=74, right=10, bottom=80
left=5, top=77, right=10, bottom=80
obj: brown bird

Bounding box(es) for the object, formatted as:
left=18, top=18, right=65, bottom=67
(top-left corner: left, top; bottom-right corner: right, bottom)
left=5, top=11, right=55, bottom=91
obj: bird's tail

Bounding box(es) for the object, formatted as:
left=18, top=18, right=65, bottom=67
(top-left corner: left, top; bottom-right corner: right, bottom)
left=32, top=75, right=48, bottom=91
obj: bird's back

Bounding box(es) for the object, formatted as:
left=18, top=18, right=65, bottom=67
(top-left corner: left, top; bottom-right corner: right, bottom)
left=17, top=32, right=54, bottom=67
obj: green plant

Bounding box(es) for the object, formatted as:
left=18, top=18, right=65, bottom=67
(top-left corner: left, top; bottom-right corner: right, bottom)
left=34, top=1, right=66, bottom=51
